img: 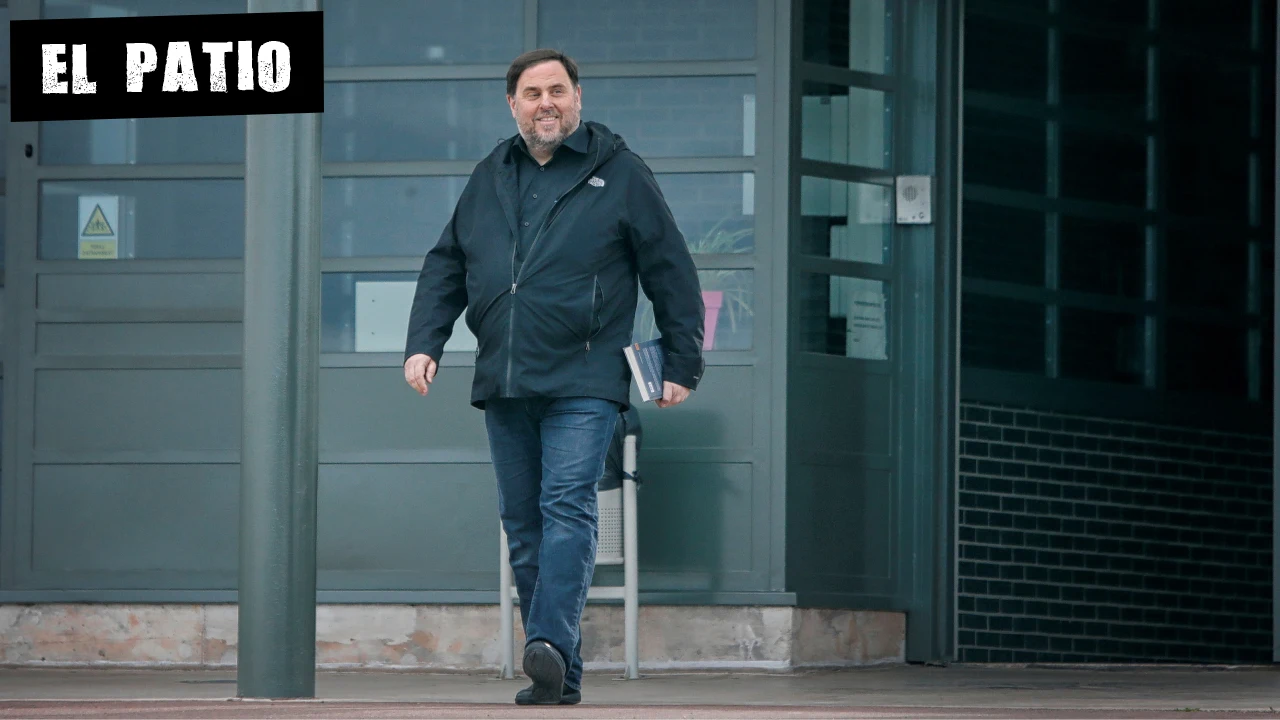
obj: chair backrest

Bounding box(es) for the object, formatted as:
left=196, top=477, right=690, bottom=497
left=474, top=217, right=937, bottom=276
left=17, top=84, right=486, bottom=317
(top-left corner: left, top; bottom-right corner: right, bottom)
left=599, top=405, right=642, bottom=492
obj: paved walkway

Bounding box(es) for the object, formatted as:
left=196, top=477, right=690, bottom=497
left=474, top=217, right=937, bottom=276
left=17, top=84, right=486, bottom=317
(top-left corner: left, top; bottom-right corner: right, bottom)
left=1, top=665, right=1279, bottom=718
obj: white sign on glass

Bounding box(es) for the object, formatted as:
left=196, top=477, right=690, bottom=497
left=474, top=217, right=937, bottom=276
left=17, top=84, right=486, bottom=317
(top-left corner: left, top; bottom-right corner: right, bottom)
left=355, top=280, right=477, bottom=354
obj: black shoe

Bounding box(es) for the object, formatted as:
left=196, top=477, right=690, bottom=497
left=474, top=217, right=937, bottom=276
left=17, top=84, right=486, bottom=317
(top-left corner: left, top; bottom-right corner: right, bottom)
left=520, top=640, right=567, bottom=705
left=515, top=683, right=582, bottom=705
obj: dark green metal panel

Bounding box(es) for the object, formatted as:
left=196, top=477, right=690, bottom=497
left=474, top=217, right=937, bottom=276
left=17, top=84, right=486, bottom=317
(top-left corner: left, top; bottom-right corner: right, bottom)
left=317, top=463, right=498, bottom=579
left=35, top=369, right=241, bottom=451
left=36, top=323, right=244, bottom=356
left=36, top=272, right=242, bottom=311
left=320, top=367, right=489, bottom=452
left=635, top=462, right=757, bottom=577
left=32, top=464, right=239, bottom=574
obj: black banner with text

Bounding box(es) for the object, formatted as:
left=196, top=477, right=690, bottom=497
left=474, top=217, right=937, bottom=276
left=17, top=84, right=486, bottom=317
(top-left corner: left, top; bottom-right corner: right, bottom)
left=10, top=10, right=323, bottom=121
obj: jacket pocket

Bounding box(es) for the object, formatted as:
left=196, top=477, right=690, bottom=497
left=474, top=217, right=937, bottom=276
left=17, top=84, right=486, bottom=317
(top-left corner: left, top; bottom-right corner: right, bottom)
left=587, top=275, right=604, bottom=341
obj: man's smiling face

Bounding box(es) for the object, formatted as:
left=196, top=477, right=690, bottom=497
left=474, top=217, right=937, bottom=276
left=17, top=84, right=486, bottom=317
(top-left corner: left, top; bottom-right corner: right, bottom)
left=508, top=59, right=582, bottom=158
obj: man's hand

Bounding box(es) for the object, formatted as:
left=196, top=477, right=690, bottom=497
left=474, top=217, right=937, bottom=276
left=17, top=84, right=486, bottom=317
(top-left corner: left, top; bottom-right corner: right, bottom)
left=404, top=353, right=438, bottom=397
left=655, top=381, right=691, bottom=409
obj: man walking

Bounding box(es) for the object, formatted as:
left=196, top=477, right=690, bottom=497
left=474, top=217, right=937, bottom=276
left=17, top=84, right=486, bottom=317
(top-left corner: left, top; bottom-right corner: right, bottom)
left=403, top=49, right=705, bottom=705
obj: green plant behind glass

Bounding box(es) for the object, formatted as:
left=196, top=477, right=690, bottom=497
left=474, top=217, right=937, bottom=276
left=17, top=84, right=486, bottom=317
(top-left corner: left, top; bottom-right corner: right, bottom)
left=633, top=215, right=753, bottom=344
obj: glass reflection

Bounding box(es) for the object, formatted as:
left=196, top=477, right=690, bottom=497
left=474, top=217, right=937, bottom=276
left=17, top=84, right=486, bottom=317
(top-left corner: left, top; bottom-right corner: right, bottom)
left=540, top=0, right=756, bottom=62
left=322, top=272, right=477, bottom=354
left=656, top=173, right=755, bottom=254
left=799, top=176, right=890, bottom=264
left=324, top=177, right=468, bottom=258
left=324, top=0, right=523, bottom=66
left=801, top=82, right=891, bottom=169
left=39, top=180, right=243, bottom=260
left=802, top=0, right=890, bottom=73
left=798, top=273, right=889, bottom=360
left=634, top=270, right=753, bottom=351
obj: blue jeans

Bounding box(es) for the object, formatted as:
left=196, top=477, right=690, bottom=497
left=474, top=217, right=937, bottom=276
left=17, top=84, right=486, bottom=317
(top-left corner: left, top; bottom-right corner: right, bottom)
left=484, top=396, right=620, bottom=691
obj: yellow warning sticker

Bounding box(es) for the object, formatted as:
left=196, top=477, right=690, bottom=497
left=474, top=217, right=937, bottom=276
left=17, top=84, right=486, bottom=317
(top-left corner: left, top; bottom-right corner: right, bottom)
left=81, top=204, right=115, bottom=237
left=79, top=239, right=118, bottom=260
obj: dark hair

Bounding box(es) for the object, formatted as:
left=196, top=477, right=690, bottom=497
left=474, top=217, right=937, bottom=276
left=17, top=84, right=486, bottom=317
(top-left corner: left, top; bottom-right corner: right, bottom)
left=506, top=49, right=579, bottom=97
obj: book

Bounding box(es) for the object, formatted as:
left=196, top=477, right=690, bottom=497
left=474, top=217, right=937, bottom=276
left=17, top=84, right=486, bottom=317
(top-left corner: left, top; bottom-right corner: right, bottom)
left=623, top=338, right=665, bottom=403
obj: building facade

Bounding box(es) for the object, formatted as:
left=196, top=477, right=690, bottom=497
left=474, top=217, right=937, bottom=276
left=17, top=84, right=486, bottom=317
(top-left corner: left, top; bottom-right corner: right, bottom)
left=0, top=0, right=1273, bottom=669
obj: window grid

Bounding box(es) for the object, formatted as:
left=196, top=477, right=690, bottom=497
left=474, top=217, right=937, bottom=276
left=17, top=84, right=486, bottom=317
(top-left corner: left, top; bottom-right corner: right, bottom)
left=28, top=0, right=764, bottom=355
left=791, top=0, right=898, bottom=364
left=962, top=0, right=1272, bottom=403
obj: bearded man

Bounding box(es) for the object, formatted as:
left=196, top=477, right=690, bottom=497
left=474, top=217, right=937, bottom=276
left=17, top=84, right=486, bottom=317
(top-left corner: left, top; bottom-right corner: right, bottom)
left=402, top=49, right=705, bottom=705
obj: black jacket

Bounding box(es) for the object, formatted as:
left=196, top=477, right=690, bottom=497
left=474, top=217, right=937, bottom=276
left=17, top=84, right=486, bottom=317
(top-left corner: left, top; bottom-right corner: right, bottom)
left=404, top=121, right=705, bottom=410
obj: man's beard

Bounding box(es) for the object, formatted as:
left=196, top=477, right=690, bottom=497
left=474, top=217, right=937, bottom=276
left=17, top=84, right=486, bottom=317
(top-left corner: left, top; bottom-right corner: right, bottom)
left=521, top=113, right=575, bottom=154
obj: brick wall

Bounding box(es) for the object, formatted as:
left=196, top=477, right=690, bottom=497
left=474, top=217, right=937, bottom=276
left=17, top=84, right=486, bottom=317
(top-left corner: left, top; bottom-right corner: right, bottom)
left=957, top=401, right=1273, bottom=663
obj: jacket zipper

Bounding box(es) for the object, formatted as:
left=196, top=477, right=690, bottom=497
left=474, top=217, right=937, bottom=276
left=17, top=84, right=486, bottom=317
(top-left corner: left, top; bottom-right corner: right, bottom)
left=504, top=143, right=606, bottom=394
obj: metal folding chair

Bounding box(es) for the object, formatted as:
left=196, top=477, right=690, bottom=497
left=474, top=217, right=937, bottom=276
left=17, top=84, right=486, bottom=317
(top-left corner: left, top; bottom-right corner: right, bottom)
left=498, top=423, right=640, bottom=680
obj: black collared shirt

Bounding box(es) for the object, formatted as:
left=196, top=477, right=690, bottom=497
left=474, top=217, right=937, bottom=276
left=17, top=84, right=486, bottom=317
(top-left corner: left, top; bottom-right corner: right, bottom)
left=513, top=122, right=591, bottom=274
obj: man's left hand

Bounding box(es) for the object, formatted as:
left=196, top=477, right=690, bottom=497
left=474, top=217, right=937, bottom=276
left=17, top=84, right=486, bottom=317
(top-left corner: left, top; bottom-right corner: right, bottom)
left=656, top=381, right=691, bottom=409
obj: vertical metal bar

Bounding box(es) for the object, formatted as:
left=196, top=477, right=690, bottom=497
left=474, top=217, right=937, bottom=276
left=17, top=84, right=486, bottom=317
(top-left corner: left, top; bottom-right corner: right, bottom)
left=238, top=0, right=322, bottom=700
left=1144, top=0, right=1160, bottom=390
left=623, top=434, right=639, bottom=680
left=1045, top=0, right=1060, bottom=379
left=499, top=523, right=515, bottom=679
left=1248, top=0, right=1264, bottom=402
left=934, top=0, right=964, bottom=666
left=1272, top=0, right=1280, bottom=664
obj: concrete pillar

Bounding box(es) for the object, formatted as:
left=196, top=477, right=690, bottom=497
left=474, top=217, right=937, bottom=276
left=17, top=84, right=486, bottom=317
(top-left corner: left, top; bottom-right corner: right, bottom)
left=238, top=0, right=323, bottom=698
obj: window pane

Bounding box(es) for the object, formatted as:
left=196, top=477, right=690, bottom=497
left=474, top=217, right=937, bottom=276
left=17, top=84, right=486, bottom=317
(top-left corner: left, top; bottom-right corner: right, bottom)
left=39, top=180, right=244, bottom=260
left=43, top=0, right=245, bottom=18
left=324, top=173, right=755, bottom=259
left=1059, top=308, right=1144, bottom=385
left=799, top=176, right=891, bottom=264
left=1167, top=321, right=1247, bottom=397
left=964, top=107, right=1045, bottom=193
left=1060, top=129, right=1145, bottom=207
left=1061, top=32, right=1146, bottom=122
left=1060, top=216, right=1145, bottom=298
left=325, top=0, right=523, bottom=66
left=802, top=0, right=890, bottom=74
left=540, top=0, right=755, bottom=62
left=324, top=81, right=509, bottom=162
left=657, top=173, right=755, bottom=254
left=1060, top=0, right=1146, bottom=26
left=634, top=270, right=753, bottom=351
left=584, top=77, right=756, bottom=158
left=322, top=272, right=478, bottom=354
left=962, top=202, right=1045, bottom=285
left=961, top=293, right=1045, bottom=373
left=797, top=274, right=889, bottom=359
left=325, top=77, right=756, bottom=162
left=964, top=14, right=1047, bottom=102
left=1161, top=51, right=1251, bottom=223
left=324, top=177, right=467, bottom=258
left=1166, top=232, right=1248, bottom=314
left=801, top=82, right=891, bottom=169
left=1161, top=0, right=1251, bottom=48
left=41, top=117, right=246, bottom=165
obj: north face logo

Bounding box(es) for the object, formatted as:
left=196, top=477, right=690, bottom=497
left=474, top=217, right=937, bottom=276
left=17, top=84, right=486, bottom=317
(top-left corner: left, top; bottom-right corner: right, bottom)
left=588, top=176, right=605, bottom=187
